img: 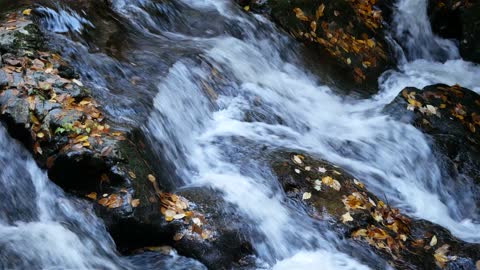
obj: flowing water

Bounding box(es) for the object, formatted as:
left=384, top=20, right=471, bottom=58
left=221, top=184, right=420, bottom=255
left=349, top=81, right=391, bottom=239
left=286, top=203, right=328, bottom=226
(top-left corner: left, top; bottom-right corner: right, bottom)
left=1, top=0, right=480, bottom=269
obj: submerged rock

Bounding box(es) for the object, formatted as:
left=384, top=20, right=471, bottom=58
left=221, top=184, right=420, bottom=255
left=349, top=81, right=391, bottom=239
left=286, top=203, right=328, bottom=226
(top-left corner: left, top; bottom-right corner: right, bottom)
left=428, top=0, right=480, bottom=63
left=236, top=0, right=396, bottom=94
left=273, top=152, right=480, bottom=269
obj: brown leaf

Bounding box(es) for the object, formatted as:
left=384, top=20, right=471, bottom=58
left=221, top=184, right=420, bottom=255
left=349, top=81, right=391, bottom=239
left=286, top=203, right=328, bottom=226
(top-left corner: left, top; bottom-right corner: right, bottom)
left=293, top=8, right=309, bottom=21
left=86, top=192, right=97, bottom=200
left=131, top=199, right=140, bottom=207
left=315, top=4, right=325, bottom=19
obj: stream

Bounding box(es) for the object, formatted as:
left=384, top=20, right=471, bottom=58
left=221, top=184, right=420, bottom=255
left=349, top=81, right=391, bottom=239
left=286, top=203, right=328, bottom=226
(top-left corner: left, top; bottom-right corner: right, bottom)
left=1, top=0, right=480, bottom=269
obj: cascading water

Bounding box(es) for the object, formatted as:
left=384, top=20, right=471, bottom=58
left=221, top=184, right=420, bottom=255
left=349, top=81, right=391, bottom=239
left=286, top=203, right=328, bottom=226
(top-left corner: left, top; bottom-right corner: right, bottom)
left=1, top=0, right=479, bottom=269
left=0, top=126, right=125, bottom=270
left=143, top=0, right=480, bottom=266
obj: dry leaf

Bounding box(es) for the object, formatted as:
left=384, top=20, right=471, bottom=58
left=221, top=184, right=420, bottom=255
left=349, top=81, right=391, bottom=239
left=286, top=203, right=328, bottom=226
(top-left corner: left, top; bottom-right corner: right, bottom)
left=302, top=192, right=312, bottom=200
left=315, top=4, right=325, bottom=19
left=86, top=192, right=97, bottom=200
left=430, top=235, right=437, bottom=246
left=341, top=212, right=353, bottom=223
left=131, top=199, right=140, bottom=207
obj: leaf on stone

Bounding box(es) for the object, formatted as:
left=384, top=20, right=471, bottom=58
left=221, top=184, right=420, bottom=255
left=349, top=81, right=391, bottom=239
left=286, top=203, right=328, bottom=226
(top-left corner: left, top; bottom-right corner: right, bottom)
left=128, top=171, right=137, bottom=179
left=315, top=4, right=325, bottom=19
left=302, top=192, right=312, bottom=200
left=292, top=154, right=304, bottom=165
left=293, top=8, right=309, bottom=21
left=131, top=199, right=140, bottom=207
left=22, top=9, right=32, bottom=16
left=173, top=232, right=185, bottom=241
left=434, top=244, right=450, bottom=268
left=430, top=235, right=438, bottom=246
left=147, top=174, right=156, bottom=183
left=86, top=192, right=97, bottom=200
left=341, top=212, right=354, bottom=223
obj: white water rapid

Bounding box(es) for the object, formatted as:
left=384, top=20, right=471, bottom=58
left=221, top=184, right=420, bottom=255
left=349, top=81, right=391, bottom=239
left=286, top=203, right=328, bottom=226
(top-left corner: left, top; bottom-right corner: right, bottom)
left=1, top=0, right=479, bottom=269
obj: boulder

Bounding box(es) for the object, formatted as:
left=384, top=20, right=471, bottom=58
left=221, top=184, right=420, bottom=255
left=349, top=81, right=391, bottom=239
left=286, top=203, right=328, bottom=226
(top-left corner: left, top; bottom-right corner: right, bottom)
left=384, top=84, right=480, bottom=188
left=0, top=10, right=256, bottom=269
left=428, top=0, right=480, bottom=63
left=273, top=152, right=480, bottom=269
left=236, top=0, right=396, bottom=94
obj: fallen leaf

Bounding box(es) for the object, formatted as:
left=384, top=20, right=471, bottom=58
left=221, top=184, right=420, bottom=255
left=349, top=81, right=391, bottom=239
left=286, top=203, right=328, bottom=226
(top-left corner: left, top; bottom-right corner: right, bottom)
left=302, top=192, right=312, bottom=200
left=22, top=9, right=32, bottom=16
left=341, top=212, right=353, bottom=223
left=315, top=4, right=325, bottom=19
left=131, top=199, right=140, bottom=207
left=293, top=8, right=309, bottom=21
left=434, top=244, right=450, bottom=268
left=148, top=174, right=156, bottom=183
left=86, top=192, right=97, bottom=200
left=430, top=235, right=438, bottom=246
left=72, top=79, right=84, bottom=86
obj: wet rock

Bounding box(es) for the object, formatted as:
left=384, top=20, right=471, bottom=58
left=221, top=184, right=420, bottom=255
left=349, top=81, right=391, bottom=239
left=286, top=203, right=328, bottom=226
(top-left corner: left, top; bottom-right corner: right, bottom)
left=272, top=152, right=480, bottom=269
left=428, top=0, right=480, bottom=63
left=103, top=186, right=256, bottom=270
left=0, top=11, right=256, bottom=269
left=385, top=84, right=480, bottom=187
left=236, top=0, right=396, bottom=94
left=0, top=70, right=8, bottom=88
left=0, top=13, right=44, bottom=55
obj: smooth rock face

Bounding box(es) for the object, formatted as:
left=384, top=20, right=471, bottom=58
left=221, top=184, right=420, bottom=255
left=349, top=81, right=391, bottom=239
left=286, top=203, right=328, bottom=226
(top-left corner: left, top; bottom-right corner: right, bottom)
left=428, top=0, right=480, bottom=63
left=273, top=152, right=480, bottom=270
left=236, top=0, right=396, bottom=94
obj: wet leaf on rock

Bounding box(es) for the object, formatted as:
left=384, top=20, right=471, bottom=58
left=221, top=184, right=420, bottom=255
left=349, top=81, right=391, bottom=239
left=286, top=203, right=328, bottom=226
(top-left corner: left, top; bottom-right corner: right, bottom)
left=341, top=212, right=353, bottom=223
left=86, top=192, right=97, bottom=200
left=302, top=192, right=312, bottom=200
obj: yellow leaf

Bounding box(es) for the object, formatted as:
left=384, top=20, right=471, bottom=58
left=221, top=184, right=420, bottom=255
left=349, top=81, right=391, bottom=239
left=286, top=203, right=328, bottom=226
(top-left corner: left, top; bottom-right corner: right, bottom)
left=434, top=244, right=450, bottom=268
left=148, top=174, right=156, bottom=183
left=22, top=9, right=32, bottom=16
left=310, top=21, right=317, bottom=32
left=367, top=39, right=376, bottom=48
left=128, top=171, right=137, bottom=179
left=293, top=8, right=309, bottom=21
left=36, top=132, right=45, bottom=139
left=244, top=5, right=250, bottom=11
left=315, top=4, right=325, bottom=19
left=75, top=135, right=89, bottom=142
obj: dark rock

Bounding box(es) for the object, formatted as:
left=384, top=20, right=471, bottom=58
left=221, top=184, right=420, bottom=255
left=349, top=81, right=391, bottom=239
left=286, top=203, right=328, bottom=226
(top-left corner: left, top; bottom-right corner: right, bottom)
left=0, top=12, right=256, bottom=269
left=272, top=152, right=480, bottom=269
left=105, top=186, right=256, bottom=270
left=384, top=84, right=480, bottom=188
left=428, top=0, right=480, bottom=63
left=236, top=0, right=396, bottom=95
